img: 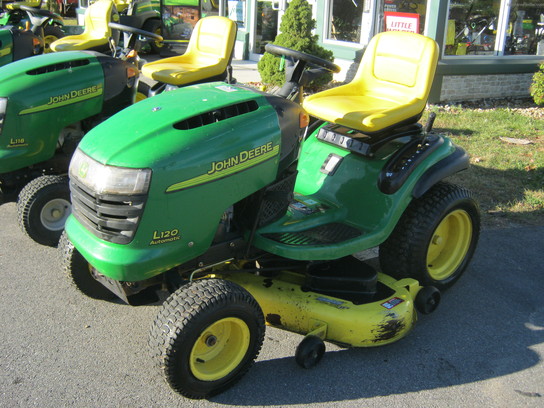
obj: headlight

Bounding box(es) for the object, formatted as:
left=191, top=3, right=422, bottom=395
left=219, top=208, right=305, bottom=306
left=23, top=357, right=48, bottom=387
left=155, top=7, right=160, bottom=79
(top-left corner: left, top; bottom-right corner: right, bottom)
left=0, top=98, right=7, bottom=135
left=69, top=148, right=151, bottom=195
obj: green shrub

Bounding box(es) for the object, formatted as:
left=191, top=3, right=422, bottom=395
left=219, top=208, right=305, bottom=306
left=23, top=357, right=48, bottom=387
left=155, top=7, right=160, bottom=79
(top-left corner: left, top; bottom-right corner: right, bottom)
left=530, top=64, right=544, bottom=106
left=257, top=0, right=334, bottom=88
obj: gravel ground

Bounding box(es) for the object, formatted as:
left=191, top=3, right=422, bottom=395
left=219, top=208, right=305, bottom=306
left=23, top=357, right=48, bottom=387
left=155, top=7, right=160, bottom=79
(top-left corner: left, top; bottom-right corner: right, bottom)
left=430, top=97, right=544, bottom=119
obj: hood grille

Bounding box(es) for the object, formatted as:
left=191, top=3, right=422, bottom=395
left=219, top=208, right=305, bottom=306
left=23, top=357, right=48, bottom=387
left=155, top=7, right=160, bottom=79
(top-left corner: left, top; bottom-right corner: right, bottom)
left=26, top=59, right=90, bottom=76
left=173, top=100, right=258, bottom=130
left=70, top=178, right=147, bottom=245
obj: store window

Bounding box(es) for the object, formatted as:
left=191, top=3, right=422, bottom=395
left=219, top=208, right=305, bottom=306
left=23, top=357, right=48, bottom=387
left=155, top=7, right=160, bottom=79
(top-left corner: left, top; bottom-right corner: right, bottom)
left=445, top=0, right=544, bottom=56
left=382, top=0, right=427, bottom=34
left=327, top=0, right=364, bottom=43
left=506, top=0, right=544, bottom=55
left=228, top=0, right=246, bottom=30
left=161, top=0, right=223, bottom=42
left=326, top=1, right=428, bottom=45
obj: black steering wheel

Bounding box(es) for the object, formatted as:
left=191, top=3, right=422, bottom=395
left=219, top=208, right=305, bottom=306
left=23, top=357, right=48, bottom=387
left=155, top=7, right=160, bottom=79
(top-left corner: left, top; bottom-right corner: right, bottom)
left=108, top=22, right=164, bottom=42
left=265, top=43, right=341, bottom=73
left=19, top=5, right=58, bottom=19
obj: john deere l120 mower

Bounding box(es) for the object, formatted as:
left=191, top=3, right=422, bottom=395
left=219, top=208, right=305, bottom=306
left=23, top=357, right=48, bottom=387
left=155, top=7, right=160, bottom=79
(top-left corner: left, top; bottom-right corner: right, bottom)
left=62, top=32, right=480, bottom=399
left=0, top=0, right=162, bottom=246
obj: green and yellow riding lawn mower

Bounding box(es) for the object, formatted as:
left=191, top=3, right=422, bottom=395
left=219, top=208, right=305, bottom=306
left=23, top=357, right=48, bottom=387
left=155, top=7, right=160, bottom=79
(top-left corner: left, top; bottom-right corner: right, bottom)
left=0, top=0, right=163, bottom=246
left=114, top=0, right=162, bottom=53
left=61, top=31, right=481, bottom=399
left=0, top=3, right=64, bottom=65
left=0, top=8, right=237, bottom=247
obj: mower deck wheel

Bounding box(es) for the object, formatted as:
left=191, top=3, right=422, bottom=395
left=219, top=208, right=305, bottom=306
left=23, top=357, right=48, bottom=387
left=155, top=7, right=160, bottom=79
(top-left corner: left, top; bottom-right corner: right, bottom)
left=59, top=231, right=116, bottom=300
left=149, top=278, right=265, bottom=399
left=295, top=335, right=325, bottom=369
left=17, top=175, right=71, bottom=246
left=414, top=286, right=441, bottom=315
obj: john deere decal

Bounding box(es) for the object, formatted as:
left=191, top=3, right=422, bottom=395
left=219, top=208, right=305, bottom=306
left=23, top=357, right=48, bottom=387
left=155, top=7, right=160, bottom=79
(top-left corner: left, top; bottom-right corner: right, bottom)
left=166, top=142, right=279, bottom=193
left=19, top=84, right=103, bottom=115
left=47, top=85, right=101, bottom=105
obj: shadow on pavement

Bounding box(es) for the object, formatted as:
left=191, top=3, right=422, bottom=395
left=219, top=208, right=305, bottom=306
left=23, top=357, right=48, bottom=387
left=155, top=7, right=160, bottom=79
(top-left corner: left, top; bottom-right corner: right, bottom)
left=212, top=226, right=544, bottom=405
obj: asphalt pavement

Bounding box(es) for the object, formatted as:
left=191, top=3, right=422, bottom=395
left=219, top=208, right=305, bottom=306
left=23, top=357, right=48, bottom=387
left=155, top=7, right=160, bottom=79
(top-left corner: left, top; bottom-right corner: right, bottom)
left=1, top=201, right=543, bottom=408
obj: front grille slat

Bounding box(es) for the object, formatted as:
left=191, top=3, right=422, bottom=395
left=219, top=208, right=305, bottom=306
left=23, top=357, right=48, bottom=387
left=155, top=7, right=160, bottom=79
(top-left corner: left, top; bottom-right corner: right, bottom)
left=95, top=201, right=144, bottom=218
left=70, top=179, right=147, bottom=244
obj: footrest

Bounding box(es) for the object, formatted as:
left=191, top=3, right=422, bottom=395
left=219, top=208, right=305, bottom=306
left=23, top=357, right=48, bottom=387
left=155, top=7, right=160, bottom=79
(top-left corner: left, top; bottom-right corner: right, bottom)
left=262, top=222, right=362, bottom=246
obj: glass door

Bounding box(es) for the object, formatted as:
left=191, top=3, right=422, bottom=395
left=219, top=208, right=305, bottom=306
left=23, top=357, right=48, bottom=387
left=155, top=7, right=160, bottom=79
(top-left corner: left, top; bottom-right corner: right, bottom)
left=253, top=0, right=280, bottom=54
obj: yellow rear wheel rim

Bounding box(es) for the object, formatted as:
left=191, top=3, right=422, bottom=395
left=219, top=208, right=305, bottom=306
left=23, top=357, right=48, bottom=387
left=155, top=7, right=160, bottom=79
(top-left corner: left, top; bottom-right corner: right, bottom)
left=189, top=317, right=250, bottom=382
left=43, top=35, right=59, bottom=53
left=427, top=209, right=472, bottom=281
left=153, top=28, right=163, bottom=49
left=135, top=92, right=147, bottom=103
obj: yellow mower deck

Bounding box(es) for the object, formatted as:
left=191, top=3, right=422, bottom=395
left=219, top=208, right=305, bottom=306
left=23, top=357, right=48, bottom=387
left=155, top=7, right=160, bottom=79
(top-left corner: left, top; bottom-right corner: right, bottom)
left=220, top=270, right=421, bottom=347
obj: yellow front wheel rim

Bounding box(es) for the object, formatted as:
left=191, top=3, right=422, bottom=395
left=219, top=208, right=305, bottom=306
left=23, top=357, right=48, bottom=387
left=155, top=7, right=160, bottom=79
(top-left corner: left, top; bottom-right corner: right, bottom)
left=427, top=209, right=472, bottom=281
left=189, top=317, right=250, bottom=382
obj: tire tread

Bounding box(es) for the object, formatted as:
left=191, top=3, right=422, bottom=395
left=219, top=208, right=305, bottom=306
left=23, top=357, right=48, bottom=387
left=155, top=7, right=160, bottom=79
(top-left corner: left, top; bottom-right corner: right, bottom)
left=379, top=181, right=480, bottom=289
left=149, top=278, right=265, bottom=399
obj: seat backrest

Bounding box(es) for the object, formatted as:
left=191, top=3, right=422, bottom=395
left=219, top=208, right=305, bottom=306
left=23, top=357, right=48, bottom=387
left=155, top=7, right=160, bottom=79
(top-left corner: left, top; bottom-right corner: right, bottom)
left=185, top=16, right=237, bottom=63
left=6, top=0, right=43, bottom=10
left=83, top=0, right=114, bottom=38
left=113, top=0, right=130, bottom=13
left=353, top=31, right=438, bottom=103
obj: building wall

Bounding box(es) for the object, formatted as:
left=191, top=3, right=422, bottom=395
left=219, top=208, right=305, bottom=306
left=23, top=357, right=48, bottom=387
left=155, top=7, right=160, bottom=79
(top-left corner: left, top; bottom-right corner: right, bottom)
left=439, top=73, right=534, bottom=102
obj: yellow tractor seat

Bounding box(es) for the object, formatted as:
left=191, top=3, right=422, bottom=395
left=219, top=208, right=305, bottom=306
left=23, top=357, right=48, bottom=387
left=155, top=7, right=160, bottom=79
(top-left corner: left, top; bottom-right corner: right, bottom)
left=50, top=0, right=117, bottom=52
left=5, top=0, right=42, bottom=10
left=303, top=31, right=439, bottom=135
left=142, top=16, right=237, bottom=86
left=113, top=0, right=130, bottom=13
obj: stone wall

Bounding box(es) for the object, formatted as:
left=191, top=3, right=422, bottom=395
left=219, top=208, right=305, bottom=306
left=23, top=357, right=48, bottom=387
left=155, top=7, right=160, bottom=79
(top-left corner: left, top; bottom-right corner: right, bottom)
left=439, top=73, right=534, bottom=102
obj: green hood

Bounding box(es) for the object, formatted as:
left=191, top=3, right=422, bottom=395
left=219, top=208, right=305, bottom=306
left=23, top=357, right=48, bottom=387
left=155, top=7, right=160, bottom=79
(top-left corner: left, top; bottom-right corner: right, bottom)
left=78, top=82, right=279, bottom=170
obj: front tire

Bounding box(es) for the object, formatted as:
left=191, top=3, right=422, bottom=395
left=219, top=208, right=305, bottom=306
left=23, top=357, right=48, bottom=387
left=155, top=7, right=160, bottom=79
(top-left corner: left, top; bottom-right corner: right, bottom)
left=149, top=279, right=265, bottom=399
left=59, top=231, right=116, bottom=300
left=17, top=175, right=71, bottom=246
left=379, top=182, right=480, bottom=290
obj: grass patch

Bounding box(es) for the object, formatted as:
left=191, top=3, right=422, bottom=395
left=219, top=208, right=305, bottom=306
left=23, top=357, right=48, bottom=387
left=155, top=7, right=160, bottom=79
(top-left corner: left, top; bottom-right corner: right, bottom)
left=423, top=104, right=544, bottom=228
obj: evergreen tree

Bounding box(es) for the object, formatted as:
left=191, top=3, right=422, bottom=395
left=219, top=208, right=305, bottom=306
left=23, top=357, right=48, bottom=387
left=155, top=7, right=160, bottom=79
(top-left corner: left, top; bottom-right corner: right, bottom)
left=257, top=0, right=334, bottom=88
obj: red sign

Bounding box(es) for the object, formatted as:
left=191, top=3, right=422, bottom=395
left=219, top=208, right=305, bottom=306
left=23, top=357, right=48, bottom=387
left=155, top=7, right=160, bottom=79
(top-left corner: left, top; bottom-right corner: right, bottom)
left=384, top=12, right=420, bottom=34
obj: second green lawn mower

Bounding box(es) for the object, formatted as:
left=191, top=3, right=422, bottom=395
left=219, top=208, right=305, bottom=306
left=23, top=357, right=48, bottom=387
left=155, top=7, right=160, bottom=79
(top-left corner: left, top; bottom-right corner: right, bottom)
left=0, top=0, right=163, bottom=246
left=0, top=4, right=65, bottom=65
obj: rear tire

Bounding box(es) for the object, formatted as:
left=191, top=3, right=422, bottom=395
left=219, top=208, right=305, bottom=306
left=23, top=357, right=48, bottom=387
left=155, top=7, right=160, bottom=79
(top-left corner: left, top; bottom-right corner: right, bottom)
left=379, top=182, right=480, bottom=290
left=17, top=175, right=71, bottom=246
left=136, top=81, right=150, bottom=102
left=149, top=279, right=265, bottom=399
left=43, top=25, right=65, bottom=53
left=142, top=19, right=163, bottom=54
left=58, top=230, right=116, bottom=300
